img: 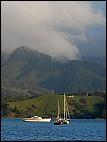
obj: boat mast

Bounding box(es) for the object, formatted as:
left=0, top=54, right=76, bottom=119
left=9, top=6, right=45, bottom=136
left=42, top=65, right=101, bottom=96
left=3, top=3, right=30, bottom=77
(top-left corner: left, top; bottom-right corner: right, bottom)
left=65, top=99, right=67, bottom=119
left=64, top=93, right=65, bottom=120
left=66, top=102, right=70, bottom=119
left=57, top=100, right=60, bottom=119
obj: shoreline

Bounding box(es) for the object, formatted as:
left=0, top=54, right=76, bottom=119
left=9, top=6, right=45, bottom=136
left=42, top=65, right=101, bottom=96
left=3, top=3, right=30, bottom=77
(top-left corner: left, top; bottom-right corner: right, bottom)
left=1, top=117, right=106, bottom=120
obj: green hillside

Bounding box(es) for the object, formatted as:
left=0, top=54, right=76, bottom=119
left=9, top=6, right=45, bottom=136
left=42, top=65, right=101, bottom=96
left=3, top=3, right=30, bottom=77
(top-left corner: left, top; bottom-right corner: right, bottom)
left=8, top=94, right=105, bottom=118
left=1, top=46, right=106, bottom=99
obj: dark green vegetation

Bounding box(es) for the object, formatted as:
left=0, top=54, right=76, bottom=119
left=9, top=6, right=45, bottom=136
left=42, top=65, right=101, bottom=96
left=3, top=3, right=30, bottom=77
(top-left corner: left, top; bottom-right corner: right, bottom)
left=1, top=46, right=106, bottom=100
left=1, top=46, right=106, bottom=118
left=1, top=94, right=106, bottom=119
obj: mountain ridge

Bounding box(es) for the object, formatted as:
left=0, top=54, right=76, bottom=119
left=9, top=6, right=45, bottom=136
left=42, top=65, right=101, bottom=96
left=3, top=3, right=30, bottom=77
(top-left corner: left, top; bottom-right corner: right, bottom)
left=1, top=46, right=106, bottom=99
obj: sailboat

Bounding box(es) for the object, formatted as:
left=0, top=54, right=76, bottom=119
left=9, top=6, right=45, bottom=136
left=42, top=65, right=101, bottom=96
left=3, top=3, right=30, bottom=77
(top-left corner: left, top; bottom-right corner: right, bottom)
left=54, top=101, right=63, bottom=125
left=63, top=93, right=70, bottom=124
left=54, top=93, right=70, bottom=125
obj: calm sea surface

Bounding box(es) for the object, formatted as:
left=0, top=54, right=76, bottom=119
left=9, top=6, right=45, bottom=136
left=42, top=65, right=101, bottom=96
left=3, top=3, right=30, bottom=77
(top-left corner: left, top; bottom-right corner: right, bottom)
left=1, top=118, right=106, bottom=141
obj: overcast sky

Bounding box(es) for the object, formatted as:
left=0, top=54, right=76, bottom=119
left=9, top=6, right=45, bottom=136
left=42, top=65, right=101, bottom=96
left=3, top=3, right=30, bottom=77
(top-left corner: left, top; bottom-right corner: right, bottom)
left=1, top=1, right=106, bottom=60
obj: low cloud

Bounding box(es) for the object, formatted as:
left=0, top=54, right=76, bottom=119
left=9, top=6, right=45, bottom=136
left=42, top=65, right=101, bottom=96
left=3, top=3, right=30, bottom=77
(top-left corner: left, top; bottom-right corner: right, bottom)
left=1, top=1, right=105, bottom=60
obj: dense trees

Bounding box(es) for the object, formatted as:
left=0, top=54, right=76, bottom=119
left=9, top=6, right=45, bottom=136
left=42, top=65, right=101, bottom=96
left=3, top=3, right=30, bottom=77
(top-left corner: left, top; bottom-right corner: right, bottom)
left=1, top=46, right=106, bottom=95
left=1, top=47, right=106, bottom=118
left=68, top=97, right=106, bottom=119
left=93, top=101, right=106, bottom=118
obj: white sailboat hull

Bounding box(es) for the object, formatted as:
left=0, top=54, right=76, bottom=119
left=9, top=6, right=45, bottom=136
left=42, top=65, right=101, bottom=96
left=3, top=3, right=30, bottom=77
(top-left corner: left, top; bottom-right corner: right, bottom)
left=66, top=120, right=70, bottom=124
left=63, top=119, right=70, bottom=124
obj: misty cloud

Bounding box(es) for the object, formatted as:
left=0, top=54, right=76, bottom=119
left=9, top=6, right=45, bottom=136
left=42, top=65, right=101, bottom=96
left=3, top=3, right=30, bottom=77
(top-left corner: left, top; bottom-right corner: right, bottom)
left=1, top=1, right=106, bottom=60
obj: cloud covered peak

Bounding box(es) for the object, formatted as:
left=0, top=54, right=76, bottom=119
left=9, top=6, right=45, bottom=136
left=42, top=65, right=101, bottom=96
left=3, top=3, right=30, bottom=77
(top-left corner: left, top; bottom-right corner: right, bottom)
left=1, top=1, right=105, bottom=60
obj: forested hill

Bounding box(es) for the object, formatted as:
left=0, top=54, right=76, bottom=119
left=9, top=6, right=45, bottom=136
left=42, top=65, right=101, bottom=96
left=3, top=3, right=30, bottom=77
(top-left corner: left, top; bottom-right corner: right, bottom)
left=1, top=46, right=106, bottom=99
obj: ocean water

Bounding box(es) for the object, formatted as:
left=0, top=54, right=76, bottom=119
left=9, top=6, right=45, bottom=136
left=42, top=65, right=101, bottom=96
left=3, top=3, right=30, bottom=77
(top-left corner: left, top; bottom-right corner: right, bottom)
left=1, top=118, right=106, bottom=141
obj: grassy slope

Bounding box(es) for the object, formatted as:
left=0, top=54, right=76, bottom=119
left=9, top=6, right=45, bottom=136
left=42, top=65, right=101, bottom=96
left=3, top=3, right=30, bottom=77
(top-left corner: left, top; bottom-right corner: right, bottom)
left=8, top=94, right=104, bottom=116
